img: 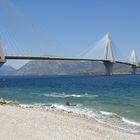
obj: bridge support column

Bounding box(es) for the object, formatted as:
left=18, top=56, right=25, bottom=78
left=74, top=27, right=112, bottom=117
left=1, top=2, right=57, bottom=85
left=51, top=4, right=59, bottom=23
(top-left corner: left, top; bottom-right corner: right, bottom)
left=131, top=65, right=137, bottom=74
left=0, top=61, right=5, bottom=68
left=103, top=61, right=114, bottom=76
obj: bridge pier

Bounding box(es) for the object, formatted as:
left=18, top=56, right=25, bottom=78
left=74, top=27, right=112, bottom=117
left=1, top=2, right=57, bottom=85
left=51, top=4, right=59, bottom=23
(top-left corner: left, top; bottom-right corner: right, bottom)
left=103, top=61, right=114, bottom=76
left=0, top=61, right=5, bottom=69
left=131, top=65, right=137, bottom=74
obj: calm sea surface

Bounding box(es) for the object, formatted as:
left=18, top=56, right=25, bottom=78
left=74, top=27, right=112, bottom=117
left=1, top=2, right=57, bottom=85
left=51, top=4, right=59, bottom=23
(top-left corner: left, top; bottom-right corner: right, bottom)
left=0, top=75, right=140, bottom=133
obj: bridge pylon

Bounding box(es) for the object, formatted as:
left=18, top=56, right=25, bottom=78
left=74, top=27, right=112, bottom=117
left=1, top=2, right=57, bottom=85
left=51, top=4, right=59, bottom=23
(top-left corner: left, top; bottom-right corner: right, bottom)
left=0, top=40, right=6, bottom=67
left=129, top=49, right=138, bottom=74
left=103, top=33, right=115, bottom=76
left=0, top=41, right=5, bottom=60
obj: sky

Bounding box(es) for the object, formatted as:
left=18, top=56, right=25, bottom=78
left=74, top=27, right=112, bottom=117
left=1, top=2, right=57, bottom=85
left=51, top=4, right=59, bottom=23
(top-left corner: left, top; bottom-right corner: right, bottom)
left=0, top=0, right=140, bottom=68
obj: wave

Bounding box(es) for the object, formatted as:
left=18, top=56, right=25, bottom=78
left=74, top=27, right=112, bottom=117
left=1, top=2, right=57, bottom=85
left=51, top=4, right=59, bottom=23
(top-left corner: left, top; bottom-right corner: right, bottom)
left=42, top=92, right=98, bottom=98
left=19, top=104, right=34, bottom=108
left=100, top=110, right=140, bottom=126
left=50, top=104, right=96, bottom=118
left=51, top=104, right=71, bottom=111
left=98, top=111, right=140, bottom=133
left=100, top=111, right=114, bottom=116
left=122, top=118, right=140, bottom=126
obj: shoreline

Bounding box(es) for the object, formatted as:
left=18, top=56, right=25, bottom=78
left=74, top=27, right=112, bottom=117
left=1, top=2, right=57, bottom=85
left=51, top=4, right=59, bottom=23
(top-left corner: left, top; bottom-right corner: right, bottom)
left=0, top=103, right=140, bottom=140
left=19, top=103, right=140, bottom=135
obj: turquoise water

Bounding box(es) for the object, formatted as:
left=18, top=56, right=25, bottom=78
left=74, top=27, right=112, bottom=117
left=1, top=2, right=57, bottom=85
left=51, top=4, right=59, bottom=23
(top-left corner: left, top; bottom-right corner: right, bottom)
left=0, top=75, right=140, bottom=133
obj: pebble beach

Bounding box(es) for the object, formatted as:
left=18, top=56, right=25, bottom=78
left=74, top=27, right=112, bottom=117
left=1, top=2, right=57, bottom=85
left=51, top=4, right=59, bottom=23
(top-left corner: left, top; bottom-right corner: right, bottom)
left=0, top=102, right=140, bottom=140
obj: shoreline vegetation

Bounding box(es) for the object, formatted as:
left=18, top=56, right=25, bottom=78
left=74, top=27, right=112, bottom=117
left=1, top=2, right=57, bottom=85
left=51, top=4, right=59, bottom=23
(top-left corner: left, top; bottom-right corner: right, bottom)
left=0, top=98, right=140, bottom=140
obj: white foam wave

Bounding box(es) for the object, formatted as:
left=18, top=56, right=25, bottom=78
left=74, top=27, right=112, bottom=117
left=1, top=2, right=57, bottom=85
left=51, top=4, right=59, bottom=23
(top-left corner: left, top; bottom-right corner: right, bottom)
left=100, top=111, right=114, bottom=116
left=51, top=104, right=70, bottom=111
left=43, top=93, right=98, bottom=98
left=122, top=118, right=140, bottom=126
left=19, top=104, right=34, bottom=108
left=100, top=111, right=140, bottom=127
left=51, top=104, right=97, bottom=118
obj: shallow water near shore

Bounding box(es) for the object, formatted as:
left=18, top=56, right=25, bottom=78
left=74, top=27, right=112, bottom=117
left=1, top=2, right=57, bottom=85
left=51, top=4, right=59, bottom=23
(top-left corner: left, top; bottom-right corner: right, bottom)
left=0, top=74, right=140, bottom=133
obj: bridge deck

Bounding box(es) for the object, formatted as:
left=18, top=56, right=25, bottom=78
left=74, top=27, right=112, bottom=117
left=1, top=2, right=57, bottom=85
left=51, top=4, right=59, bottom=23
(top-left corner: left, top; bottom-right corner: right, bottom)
left=5, top=56, right=109, bottom=62
left=4, top=55, right=140, bottom=68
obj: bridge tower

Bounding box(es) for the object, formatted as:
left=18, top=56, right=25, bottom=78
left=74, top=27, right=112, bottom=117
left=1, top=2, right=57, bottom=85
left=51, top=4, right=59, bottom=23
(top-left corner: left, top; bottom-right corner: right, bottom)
left=103, top=33, right=115, bottom=76
left=0, top=41, right=6, bottom=67
left=129, top=49, right=138, bottom=74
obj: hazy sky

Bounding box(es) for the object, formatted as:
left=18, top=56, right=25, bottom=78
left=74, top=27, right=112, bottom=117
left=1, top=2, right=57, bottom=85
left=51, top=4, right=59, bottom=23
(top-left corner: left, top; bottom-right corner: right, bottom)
left=0, top=0, right=140, bottom=68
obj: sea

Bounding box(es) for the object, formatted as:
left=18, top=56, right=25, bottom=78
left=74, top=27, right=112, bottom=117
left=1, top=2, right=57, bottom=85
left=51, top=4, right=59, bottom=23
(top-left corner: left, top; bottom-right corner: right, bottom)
left=0, top=74, right=140, bottom=133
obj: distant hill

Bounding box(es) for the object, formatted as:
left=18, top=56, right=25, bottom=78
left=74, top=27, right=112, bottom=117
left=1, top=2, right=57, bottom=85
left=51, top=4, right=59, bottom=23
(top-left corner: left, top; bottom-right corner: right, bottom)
left=0, top=65, right=16, bottom=75
left=15, top=60, right=103, bottom=75
left=15, top=60, right=140, bottom=75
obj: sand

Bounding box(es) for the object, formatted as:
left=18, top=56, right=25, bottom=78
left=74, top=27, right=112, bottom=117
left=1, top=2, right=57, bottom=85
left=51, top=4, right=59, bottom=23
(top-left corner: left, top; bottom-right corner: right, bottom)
left=0, top=105, right=140, bottom=140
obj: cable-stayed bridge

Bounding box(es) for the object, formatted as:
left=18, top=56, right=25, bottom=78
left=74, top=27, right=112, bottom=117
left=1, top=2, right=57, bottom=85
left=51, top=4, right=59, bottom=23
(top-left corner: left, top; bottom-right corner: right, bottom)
left=0, top=33, right=140, bottom=76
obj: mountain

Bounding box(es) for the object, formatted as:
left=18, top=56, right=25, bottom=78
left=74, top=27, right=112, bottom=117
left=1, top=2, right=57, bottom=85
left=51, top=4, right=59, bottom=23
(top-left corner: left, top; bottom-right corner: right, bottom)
left=0, top=65, right=16, bottom=75
left=15, top=60, right=140, bottom=75
left=15, top=60, right=103, bottom=75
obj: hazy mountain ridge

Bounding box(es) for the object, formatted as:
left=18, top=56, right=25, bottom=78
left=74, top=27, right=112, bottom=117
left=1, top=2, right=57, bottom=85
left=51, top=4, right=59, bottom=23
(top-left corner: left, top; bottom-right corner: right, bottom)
left=15, top=60, right=103, bottom=75
left=1, top=60, right=140, bottom=76
left=14, top=60, right=140, bottom=75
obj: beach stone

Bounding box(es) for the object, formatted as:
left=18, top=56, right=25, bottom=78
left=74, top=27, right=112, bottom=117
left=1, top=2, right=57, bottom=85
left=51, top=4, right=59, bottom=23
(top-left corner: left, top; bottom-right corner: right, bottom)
left=6, top=100, right=17, bottom=105
left=0, top=98, right=6, bottom=105
left=0, top=98, right=17, bottom=106
left=65, top=102, right=70, bottom=106
left=64, top=102, right=77, bottom=106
